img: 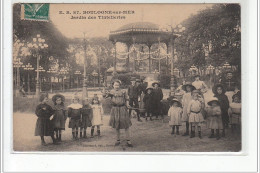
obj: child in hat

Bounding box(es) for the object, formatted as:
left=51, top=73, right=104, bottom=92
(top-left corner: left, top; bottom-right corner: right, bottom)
left=181, top=82, right=196, bottom=136
left=35, top=93, right=57, bottom=145
left=52, top=94, right=67, bottom=142
left=206, top=98, right=223, bottom=140
left=187, top=90, right=205, bottom=139
left=228, top=92, right=241, bottom=133
left=143, top=86, right=154, bottom=121
left=67, top=94, right=82, bottom=140
left=105, top=80, right=133, bottom=147
left=213, top=83, right=230, bottom=137
left=80, top=98, right=93, bottom=138
left=168, top=99, right=183, bottom=135
left=90, top=94, right=104, bottom=138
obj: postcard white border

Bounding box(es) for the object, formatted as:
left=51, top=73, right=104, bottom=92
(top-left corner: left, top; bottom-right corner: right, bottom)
left=2, top=0, right=259, bottom=172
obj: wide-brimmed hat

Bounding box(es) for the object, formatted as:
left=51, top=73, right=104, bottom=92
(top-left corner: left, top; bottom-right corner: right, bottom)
left=145, top=86, right=153, bottom=94
left=135, top=79, right=141, bottom=83
left=212, top=83, right=226, bottom=95
left=52, top=94, right=65, bottom=103
left=194, top=74, right=200, bottom=78
left=191, top=89, right=201, bottom=95
left=111, top=79, right=122, bottom=86
left=232, top=91, right=241, bottom=100
left=152, top=81, right=160, bottom=87
left=208, top=98, right=220, bottom=106
left=182, top=82, right=196, bottom=92
left=130, top=77, right=136, bottom=81
left=170, top=98, right=182, bottom=107
left=39, top=93, right=48, bottom=102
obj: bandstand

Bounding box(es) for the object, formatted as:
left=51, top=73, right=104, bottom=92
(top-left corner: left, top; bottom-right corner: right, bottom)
left=108, top=22, right=180, bottom=96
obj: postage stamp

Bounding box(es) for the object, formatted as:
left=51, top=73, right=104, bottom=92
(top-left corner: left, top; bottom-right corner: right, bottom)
left=21, top=3, right=49, bottom=21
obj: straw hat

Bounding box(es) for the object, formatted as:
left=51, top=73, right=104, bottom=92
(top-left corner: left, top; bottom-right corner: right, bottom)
left=212, top=83, right=226, bottom=95
left=152, top=81, right=160, bottom=87
left=207, top=98, right=220, bottom=106
left=111, top=79, right=122, bottom=86
left=52, top=94, right=65, bottom=103
left=191, top=89, right=201, bottom=95
left=170, top=98, right=182, bottom=107
left=232, top=91, right=241, bottom=100
left=145, top=86, right=153, bottom=94
left=182, top=82, right=196, bottom=92
left=130, top=77, right=136, bottom=81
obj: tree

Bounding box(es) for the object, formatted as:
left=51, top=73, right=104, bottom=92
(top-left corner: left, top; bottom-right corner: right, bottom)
left=175, top=4, right=241, bottom=75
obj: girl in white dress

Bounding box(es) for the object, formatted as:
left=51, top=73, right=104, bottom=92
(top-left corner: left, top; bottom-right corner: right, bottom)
left=228, top=92, right=241, bottom=133
left=168, top=99, right=183, bottom=135
left=181, top=83, right=196, bottom=136
left=90, top=94, right=104, bottom=138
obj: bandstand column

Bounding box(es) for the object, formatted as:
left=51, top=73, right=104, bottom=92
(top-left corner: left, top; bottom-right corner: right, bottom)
left=148, top=44, right=151, bottom=73
left=126, top=43, right=131, bottom=72
left=82, top=34, right=88, bottom=98
left=113, top=40, right=117, bottom=76
left=170, top=37, right=175, bottom=96
left=166, top=42, right=169, bottom=75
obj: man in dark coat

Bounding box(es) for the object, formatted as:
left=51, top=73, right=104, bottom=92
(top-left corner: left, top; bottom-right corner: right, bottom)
left=128, top=77, right=142, bottom=122
left=151, top=81, right=163, bottom=119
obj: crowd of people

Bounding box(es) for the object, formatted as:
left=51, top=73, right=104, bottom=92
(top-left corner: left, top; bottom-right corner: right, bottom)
left=34, top=73, right=241, bottom=147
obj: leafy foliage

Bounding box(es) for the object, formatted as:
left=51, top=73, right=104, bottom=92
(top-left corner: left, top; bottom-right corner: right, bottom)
left=175, top=4, right=241, bottom=75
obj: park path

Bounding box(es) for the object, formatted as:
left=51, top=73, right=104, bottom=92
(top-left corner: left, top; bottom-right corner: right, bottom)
left=13, top=111, right=241, bottom=152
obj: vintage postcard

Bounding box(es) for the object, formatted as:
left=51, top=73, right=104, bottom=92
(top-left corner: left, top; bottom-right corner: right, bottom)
left=12, top=3, right=242, bottom=152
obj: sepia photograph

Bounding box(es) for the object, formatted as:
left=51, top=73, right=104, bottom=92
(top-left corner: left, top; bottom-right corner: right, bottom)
left=12, top=3, right=242, bottom=152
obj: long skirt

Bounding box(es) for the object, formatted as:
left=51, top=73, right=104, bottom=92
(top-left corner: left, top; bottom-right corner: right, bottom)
left=53, top=114, right=66, bottom=130
left=207, top=116, right=223, bottom=129
left=80, top=115, right=92, bottom=128
left=35, top=118, right=54, bottom=136
left=109, top=106, right=132, bottom=130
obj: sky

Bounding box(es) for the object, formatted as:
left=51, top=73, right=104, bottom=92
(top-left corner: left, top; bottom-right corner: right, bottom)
left=49, top=4, right=213, bottom=39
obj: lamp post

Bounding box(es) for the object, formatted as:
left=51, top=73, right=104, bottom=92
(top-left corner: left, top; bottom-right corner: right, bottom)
left=169, top=24, right=185, bottom=96
left=47, top=67, right=57, bottom=93
left=13, top=58, right=24, bottom=96
left=207, top=64, right=215, bottom=87
left=59, top=67, right=69, bottom=91
left=23, top=63, right=34, bottom=94
left=92, top=70, right=98, bottom=88
left=82, top=33, right=88, bottom=98
left=74, top=70, right=82, bottom=91
left=27, top=34, right=48, bottom=97
left=35, top=66, right=46, bottom=92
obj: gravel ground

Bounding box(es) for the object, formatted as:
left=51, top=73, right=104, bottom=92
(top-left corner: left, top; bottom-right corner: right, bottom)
left=13, top=112, right=241, bottom=152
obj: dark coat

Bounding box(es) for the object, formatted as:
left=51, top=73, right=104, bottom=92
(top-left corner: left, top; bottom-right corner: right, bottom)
left=35, top=103, right=55, bottom=136
left=214, top=93, right=230, bottom=124
left=128, top=85, right=142, bottom=99
left=151, top=88, right=163, bottom=115
left=143, top=93, right=154, bottom=113
left=153, top=88, right=163, bottom=102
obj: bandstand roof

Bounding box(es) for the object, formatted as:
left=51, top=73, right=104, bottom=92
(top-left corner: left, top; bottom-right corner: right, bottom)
left=109, top=22, right=177, bottom=46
